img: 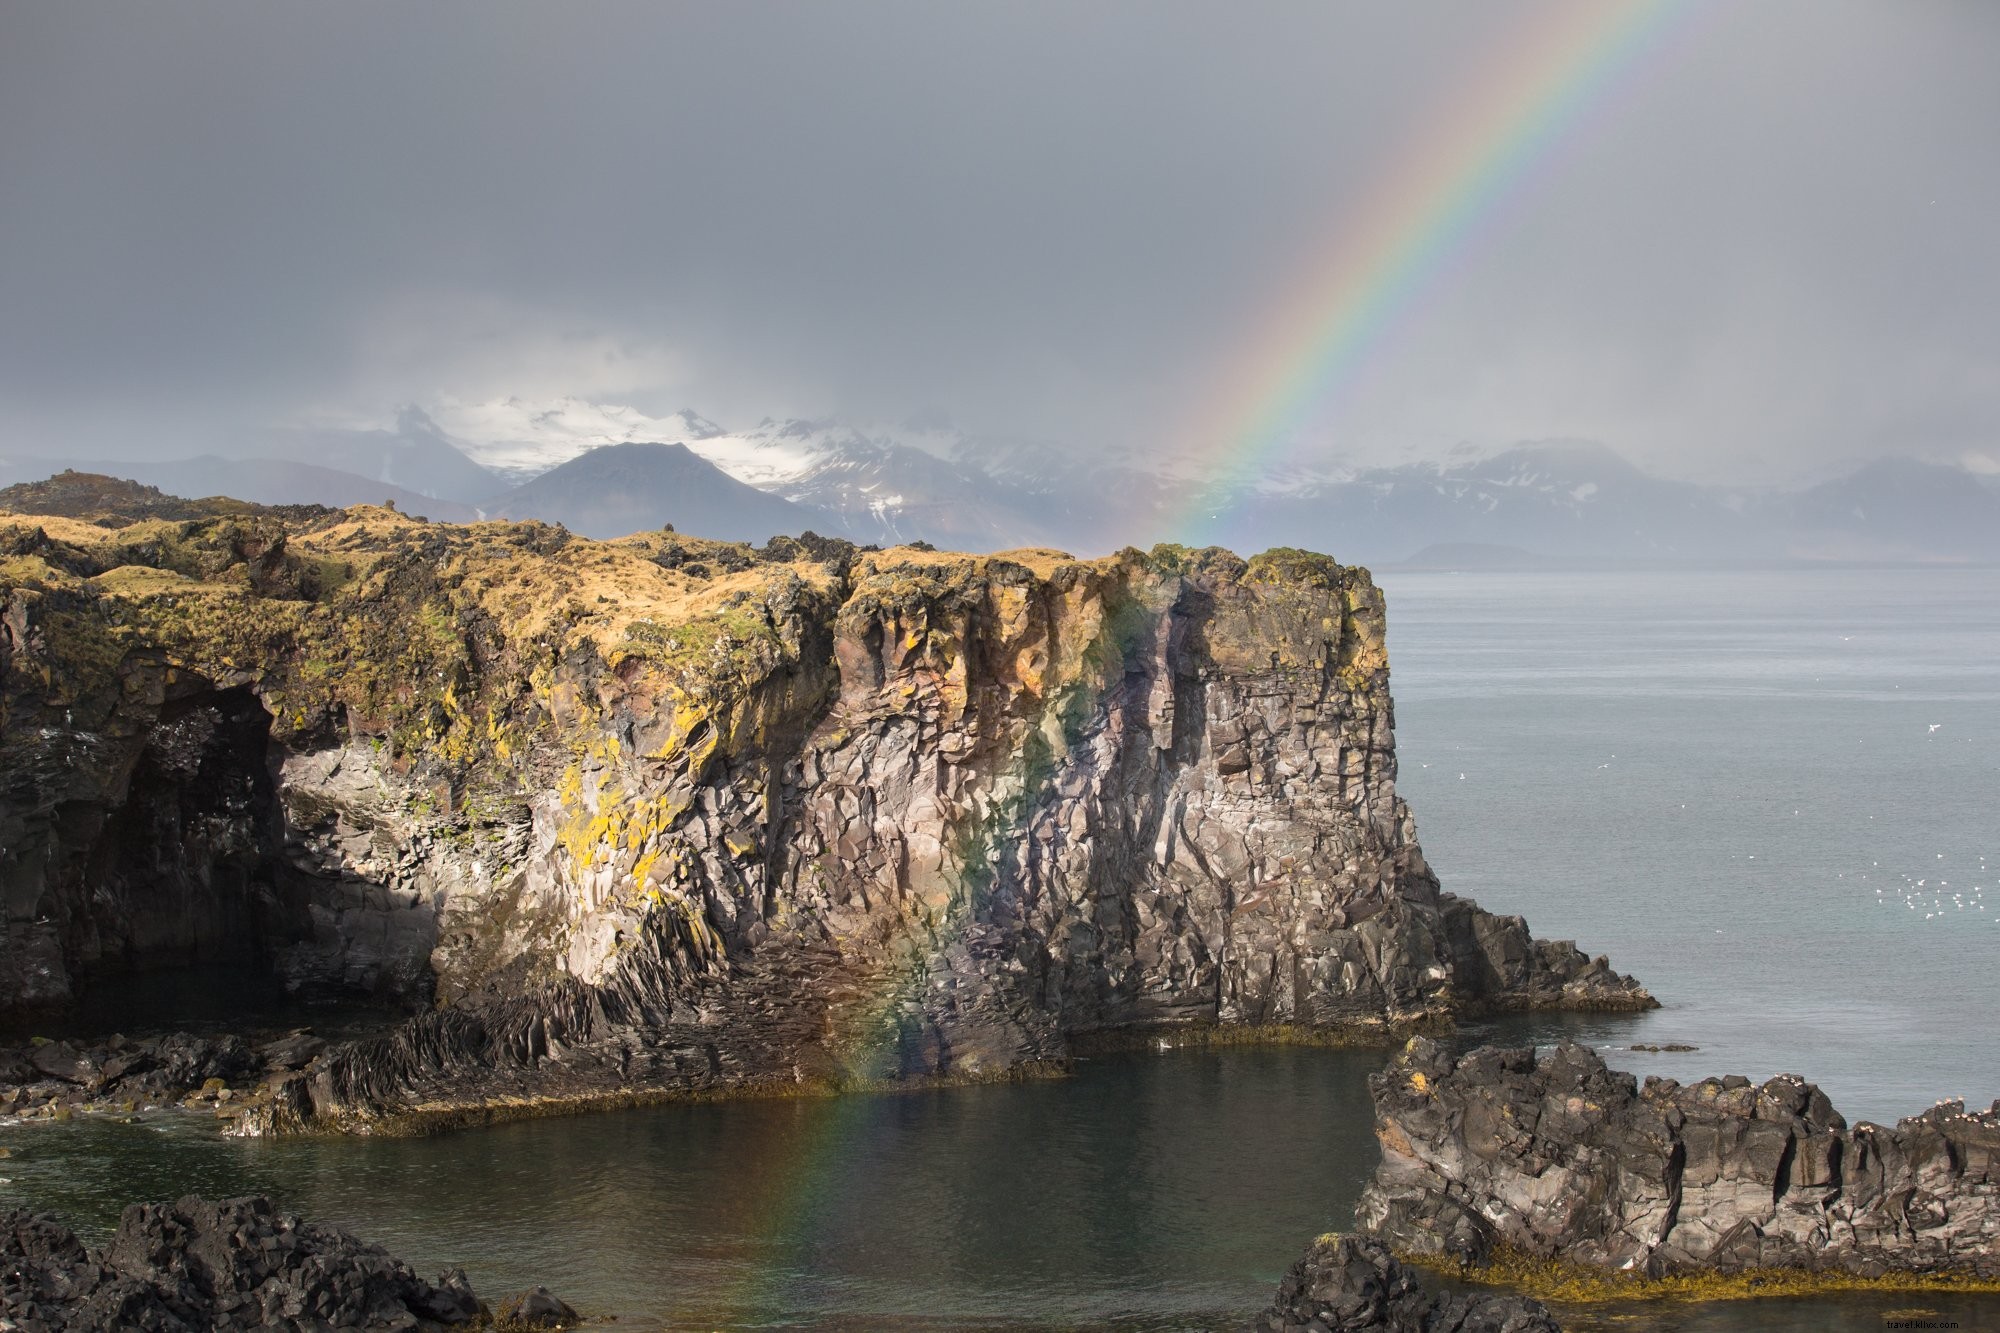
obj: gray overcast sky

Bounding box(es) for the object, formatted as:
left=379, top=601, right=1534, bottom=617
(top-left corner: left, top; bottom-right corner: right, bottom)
left=2, top=1, right=1996, bottom=484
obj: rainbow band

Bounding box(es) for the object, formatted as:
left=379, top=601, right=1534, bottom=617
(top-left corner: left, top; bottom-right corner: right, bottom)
left=693, top=8, right=1709, bottom=1317
left=1179, top=0, right=1700, bottom=543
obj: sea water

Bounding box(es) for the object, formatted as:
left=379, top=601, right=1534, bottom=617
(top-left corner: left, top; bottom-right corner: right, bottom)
left=3, top=566, right=1996, bottom=1330
left=1381, top=565, right=2000, bottom=1126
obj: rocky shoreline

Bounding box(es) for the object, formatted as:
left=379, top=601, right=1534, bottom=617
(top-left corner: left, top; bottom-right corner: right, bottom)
left=1235, top=1037, right=2000, bottom=1332
left=0, top=1030, right=326, bottom=1128
left=0, top=1194, right=575, bottom=1331
left=1356, top=1038, right=2000, bottom=1287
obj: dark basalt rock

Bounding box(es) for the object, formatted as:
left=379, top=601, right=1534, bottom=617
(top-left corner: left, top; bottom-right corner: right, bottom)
left=1245, top=1235, right=1559, bottom=1332
left=1356, top=1038, right=2000, bottom=1279
left=0, top=1194, right=506, bottom=1332
left=0, top=1032, right=287, bottom=1123
left=493, top=1285, right=581, bottom=1328
left=3, top=508, right=1649, bottom=1134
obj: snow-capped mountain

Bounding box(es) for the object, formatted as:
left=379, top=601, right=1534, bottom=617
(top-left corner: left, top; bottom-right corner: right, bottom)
left=489, top=442, right=823, bottom=544
left=415, top=396, right=1114, bottom=550
left=301, top=401, right=2000, bottom=561
left=424, top=398, right=734, bottom=485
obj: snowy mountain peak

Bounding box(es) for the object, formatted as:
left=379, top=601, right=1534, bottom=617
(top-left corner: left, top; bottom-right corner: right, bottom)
left=421, top=396, right=733, bottom=482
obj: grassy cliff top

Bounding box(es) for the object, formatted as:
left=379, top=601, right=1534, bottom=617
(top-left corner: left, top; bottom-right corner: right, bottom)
left=2, top=481, right=1382, bottom=784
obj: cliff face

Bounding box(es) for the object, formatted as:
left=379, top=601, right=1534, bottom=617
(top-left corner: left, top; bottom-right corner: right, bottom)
left=0, top=482, right=1647, bottom=1132
left=1357, top=1039, right=2000, bottom=1280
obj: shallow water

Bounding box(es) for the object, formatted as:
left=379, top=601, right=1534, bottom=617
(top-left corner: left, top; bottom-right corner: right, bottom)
left=4, top=1047, right=1388, bottom=1330
left=6, top=566, right=2000, bottom=1329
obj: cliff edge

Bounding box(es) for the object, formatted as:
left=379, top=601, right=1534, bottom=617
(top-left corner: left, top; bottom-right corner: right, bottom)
left=0, top=480, right=1648, bottom=1132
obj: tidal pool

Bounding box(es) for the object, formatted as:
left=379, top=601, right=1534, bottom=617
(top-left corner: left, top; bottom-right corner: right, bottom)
left=10, top=1038, right=2000, bottom=1328
left=6, top=1045, right=1385, bottom=1330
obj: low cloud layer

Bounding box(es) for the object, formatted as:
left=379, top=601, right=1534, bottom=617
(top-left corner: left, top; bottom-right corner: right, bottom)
left=3, top=1, right=1995, bottom=484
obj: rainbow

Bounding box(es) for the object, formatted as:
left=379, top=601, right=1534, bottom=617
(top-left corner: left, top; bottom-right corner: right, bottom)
left=678, top=6, right=1712, bottom=1319
left=1177, top=0, right=1702, bottom=543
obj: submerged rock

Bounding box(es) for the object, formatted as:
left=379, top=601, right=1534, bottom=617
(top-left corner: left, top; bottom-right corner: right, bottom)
left=0, top=1194, right=498, bottom=1331
left=494, top=1285, right=581, bottom=1327
left=1357, top=1038, right=2000, bottom=1279
left=1245, top=1234, right=1559, bottom=1332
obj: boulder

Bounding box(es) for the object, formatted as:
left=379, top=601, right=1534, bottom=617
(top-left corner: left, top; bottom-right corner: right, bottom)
left=494, top=1285, right=581, bottom=1327
left=1245, top=1234, right=1559, bottom=1332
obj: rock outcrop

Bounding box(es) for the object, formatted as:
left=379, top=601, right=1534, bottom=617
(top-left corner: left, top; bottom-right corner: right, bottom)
left=1357, top=1038, right=2000, bottom=1280
left=1245, top=1234, right=1559, bottom=1332
left=0, top=1194, right=503, bottom=1331
left=0, top=1031, right=274, bottom=1122
left=0, top=482, right=1648, bottom=1133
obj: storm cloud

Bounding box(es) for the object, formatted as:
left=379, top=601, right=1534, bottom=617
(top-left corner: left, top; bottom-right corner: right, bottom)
left=2, top=0, right=1995, bottom=483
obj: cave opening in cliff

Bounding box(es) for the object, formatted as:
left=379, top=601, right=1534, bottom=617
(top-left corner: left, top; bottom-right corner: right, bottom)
left=45, top=682, right=422, bottom=1039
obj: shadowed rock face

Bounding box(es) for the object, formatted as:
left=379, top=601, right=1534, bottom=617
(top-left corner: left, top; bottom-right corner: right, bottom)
left=1357, top=1039, right=2000, bottom=1279
left=0, top=496, right=1648, bottom=1133
left=1244, top=1234, right=1559, bottom=1332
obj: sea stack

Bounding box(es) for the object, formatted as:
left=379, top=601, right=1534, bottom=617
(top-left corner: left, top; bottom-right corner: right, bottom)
left=0, top=485, right=1649, bottom=1134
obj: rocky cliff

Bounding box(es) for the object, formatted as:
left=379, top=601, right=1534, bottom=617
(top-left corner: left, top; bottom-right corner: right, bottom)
left=0, top=479, right=1648, bottom=1133
left=1357, top=1038, right=2000, bottom=1282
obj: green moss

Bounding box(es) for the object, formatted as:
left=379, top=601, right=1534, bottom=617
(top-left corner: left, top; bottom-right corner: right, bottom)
left=1414, top=1244, right=2000, bottom=1306
left=1066, top=1018, right=1450, bottom=1057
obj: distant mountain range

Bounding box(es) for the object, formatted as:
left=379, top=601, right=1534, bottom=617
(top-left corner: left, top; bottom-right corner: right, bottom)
left=0, top=454, right=481, bottom=522
left=4, top=398, right=1996, bottom=565
left=1186, top=441, right=2000, bottom=566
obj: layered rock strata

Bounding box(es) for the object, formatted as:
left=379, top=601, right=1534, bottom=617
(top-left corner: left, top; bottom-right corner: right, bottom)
left=0, top=1193, right=529, bottom=1331
left=1245, top=1234, right=1559, bottom=1333
left=1357, top=1038, right=2000, bottom=1280
left=0, top=480, right=1648, bottom=1134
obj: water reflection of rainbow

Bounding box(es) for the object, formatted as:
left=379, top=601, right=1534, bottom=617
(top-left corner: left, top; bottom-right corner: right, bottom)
left=1179, top=0, right=1701, bottom=543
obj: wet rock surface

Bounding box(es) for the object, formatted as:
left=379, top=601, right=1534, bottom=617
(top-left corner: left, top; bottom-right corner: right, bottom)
left=1, top=495, right=1649, bottom=1134
left=492, top=1286, right=580, bottom=1328
left=1357, top=1038, right=2000, bottom=1279
left=0, top=1194, right=525, bottom=1331
left=0, top=1030, right=341, bottom=1126
left=1245, top=1235, right=1559, bottom=1332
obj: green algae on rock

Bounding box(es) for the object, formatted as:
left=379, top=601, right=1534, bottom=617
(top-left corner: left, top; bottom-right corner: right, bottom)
left=0, top=478, right=1650, bottom=1134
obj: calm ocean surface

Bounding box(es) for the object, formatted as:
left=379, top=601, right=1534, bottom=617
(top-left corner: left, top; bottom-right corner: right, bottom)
left=4, top=566, right=1996, bottom=1330
left=1382, top=565, right=2000, bottom=1127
